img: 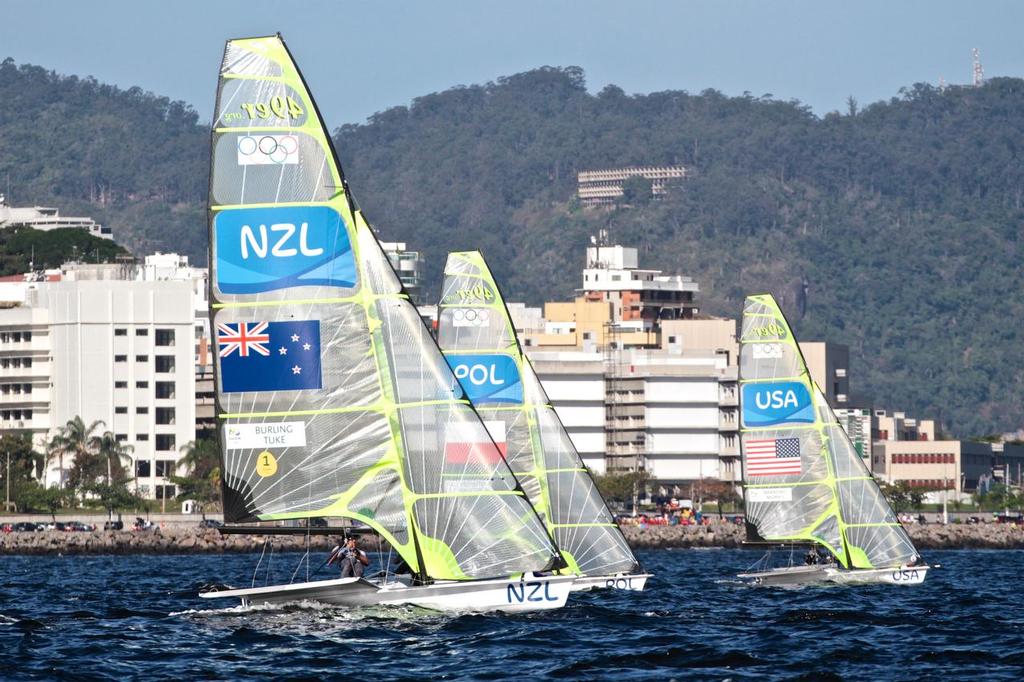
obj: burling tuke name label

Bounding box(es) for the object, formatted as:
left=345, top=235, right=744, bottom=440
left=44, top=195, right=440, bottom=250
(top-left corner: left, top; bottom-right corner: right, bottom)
left=225, top=422, right=307, bottom=450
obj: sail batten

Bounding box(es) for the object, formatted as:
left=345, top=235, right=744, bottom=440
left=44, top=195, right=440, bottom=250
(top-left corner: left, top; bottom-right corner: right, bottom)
left=739, top=294, right=919, bottom=569
left=208, top=35, right=561, bottom=581
left=437, top=251, right=640, bottom=577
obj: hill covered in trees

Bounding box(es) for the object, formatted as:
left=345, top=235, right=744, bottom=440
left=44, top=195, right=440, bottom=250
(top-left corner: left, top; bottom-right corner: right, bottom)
left=1, top=57, right=1021, bottom=436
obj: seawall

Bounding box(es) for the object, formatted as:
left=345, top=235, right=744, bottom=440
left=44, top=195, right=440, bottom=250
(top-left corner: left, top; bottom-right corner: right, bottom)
left=2, top=521, right=1022, bottom=555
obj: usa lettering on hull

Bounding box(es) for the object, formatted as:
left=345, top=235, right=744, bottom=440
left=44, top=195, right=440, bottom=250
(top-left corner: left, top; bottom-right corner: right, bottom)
left=741, top=381, right=814, bottom=427
left=446, top=353, right=523, bottom=404
left=214, top=206, right=356, bottom=293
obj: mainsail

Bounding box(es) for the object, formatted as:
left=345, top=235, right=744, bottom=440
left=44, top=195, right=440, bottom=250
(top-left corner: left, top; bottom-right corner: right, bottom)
left=739, top=294, right=920, bottom=569
left=437, top=251, right=638, bottom=577
left=207, top=35, right=562, bottom=581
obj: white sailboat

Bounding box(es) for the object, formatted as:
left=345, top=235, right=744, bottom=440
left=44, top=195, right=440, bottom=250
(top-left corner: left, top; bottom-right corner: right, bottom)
left=436, top=251, right=651, bottom=591
left=199, top=35, right=574, bottom=612
left=735, top=294, right=931, bottom=586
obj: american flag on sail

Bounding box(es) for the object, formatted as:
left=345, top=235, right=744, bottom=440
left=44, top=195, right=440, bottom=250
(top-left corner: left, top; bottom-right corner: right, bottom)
left=746, top=437, right=802, bottom=477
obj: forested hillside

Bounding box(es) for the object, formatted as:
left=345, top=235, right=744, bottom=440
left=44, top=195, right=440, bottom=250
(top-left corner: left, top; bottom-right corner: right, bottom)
left=2, top=57, right=1021, bottom=435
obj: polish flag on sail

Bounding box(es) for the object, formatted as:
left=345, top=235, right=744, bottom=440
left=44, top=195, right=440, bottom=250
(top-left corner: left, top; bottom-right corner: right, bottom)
left=444, top=420, right=507, bottom=464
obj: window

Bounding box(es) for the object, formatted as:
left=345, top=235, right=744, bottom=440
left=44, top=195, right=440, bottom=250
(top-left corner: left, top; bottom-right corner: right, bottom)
left=136, top=381, right=149, bottom=389
left=155, top=329, right=175, bottom=347
left=155, top=356, right=175, bottom=373
left=115, top=434, right=128, bottom=442
left=23, top=358, right=31, bottom=368
left=156, top=407, right=175, bottom=425
left=668, top=336, right=677, bottom=343
left=115, top=328, right=127, bottom=336
left=155, top=382, right=175, bottom=399
left=137, top=434, right=150, bottom=441
left=24, top=409, right=31, bottom=419
left=155, top=434, right=176, bottom=452
left=115, top=406, right=128, bottom=414
left=12, top=332, right=21, bottom=342
left=135, top=354, right=148, bottom=363
left=136, top=329, right=149, bottom=337
left=136, top=407, right=149, bottom=414
left=155, top=460, right=175, bottom=477
left=0, top=333, right=7, bottom=342
left=23, top=332, right=31, bottom=342
left=155, top=484, right=176, bottom=500
left=136, top=460, right=151, bottom=477
left=115, top=381, right=128, bottom=388
left=115, top=355, right=127, bottom=363
left=23, top=384, right=31, bottom=394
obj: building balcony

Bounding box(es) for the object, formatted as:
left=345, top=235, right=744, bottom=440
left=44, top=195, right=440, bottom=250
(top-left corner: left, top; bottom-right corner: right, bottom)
left=718, top=389, right=738, bottom=406
left=718, top=414, right=739, bottom=432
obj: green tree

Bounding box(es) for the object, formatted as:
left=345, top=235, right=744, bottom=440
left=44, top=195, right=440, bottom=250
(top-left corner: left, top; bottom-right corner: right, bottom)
left=594, top=470, right=649, bottom=509
left=172, top=439, right=221, bottom=508
left=46, top=416, right=104, bottom=491
left=88, top=431, right=133, bottom=486
left=880, top=481, right=926, bottom=514
left=619, top=175, right=653, bottom=207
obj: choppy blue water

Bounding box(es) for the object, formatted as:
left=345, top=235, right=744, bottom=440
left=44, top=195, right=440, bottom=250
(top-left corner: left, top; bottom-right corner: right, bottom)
left=1, top=549, right=1022, bottom=680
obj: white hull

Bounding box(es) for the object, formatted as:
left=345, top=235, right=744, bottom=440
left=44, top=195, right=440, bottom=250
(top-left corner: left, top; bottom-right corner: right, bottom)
left=738, top=564, right=931, bottom=587
left=570, top=573, right=651, bottom=592
left=199, top=574, right=577, bottom=613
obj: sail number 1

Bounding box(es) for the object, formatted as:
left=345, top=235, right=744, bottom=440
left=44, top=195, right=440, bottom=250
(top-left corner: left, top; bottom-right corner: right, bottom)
left=240, top=96, right=304, bottom=120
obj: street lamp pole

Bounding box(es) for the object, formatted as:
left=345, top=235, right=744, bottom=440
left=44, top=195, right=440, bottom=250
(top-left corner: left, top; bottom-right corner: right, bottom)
left=5, top=450, right=10, bottom=513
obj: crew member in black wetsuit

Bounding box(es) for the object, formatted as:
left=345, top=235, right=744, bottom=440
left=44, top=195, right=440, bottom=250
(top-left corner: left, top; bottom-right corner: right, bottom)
left=327, top=536, right=370, bottom=577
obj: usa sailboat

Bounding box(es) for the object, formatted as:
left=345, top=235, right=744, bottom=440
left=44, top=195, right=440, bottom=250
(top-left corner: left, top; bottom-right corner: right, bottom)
left=199, top=35, right=574, bottom=612
left=736, top=294, right=930, bottom=586
left=437, top=251, right=650, bottom=591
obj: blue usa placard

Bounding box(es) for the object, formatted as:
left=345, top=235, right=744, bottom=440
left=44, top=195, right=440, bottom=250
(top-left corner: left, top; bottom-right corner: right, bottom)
left=215, top=206, right=356, bottom=293
left=217, top=319, right=322, bottom=393
left=446, top=353, right=522, bottom=404
left=742, top=381, right=814, bottom=427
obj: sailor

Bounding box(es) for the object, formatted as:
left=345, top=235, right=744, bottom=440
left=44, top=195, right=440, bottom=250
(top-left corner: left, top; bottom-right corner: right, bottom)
left=805, top=548, right=819, bottom=565
left=327, top=536, right=370, bottom=578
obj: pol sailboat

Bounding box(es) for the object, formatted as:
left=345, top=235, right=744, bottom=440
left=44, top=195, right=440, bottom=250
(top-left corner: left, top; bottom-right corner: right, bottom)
left=437, top=251, right=651, bottom=591
left=199, top=35, right=574, bottom=612
left=736, top=294, right=931, bottom=586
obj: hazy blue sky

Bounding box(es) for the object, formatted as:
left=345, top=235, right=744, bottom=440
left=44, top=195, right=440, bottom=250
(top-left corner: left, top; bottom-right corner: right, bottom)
left=2, top=1, right=1021, bottom=127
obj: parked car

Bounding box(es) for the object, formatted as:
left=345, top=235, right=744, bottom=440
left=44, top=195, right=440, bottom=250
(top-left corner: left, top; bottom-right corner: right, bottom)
left=68, top=521, right=95, bottom=532
left=103, top=520, right=124, bottom=531
left=12, top=522, right=39, bottom=532
left=52, top=522, right=69, bottom=532
left=996, top=514, right=1024, bottom=525
left=198, top=519, right=223, bottom=529
left=1, top=523, right=11, bottom=533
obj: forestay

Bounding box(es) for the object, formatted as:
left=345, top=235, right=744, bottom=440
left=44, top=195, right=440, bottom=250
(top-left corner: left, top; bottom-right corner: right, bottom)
left=739, top=294, right=919, bottom=569
left=437, top=251, right=638, bottom=577
left=207, top=35, right=562, bottom=581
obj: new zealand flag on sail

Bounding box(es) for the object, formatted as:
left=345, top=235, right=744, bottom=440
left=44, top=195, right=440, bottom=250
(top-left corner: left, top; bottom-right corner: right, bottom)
left=217, top=320, right=322, bottom=393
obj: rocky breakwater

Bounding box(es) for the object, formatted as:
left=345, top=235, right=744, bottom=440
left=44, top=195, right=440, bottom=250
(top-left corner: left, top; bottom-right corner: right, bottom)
left=620, top=520, right=1024, bottom=550
left=0, top=528, right=336, bottom=555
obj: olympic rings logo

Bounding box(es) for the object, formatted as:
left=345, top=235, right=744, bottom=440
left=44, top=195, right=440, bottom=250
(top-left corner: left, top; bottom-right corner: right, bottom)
left=452, top=308, right=490, bottom=327
left=236, top=134, right=299, bottom=165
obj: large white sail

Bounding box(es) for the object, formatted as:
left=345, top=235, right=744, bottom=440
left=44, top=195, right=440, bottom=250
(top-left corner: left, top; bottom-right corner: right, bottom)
left=207, top=35, right=563, bottom=582
left=739, top=294, right=919, bottom=569
left=437, top=252, right=639, bottom=577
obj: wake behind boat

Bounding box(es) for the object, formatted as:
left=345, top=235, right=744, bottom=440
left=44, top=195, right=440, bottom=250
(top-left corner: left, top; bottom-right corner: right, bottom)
left=200, top=35, right=575, bottom=613
left=735, top=294, right=933, bottom=587
left=436, top=251, right=651, bottom=592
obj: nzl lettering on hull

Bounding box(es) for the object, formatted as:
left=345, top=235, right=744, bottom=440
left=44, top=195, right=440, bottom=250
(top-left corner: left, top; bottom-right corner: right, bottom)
left=506, top=580, right=559, bottom=604
left=445, top=353, right=522, bottom=404
left=214, top=206, right=357, bottom=294
left=741, top=381, right=814, bottom=427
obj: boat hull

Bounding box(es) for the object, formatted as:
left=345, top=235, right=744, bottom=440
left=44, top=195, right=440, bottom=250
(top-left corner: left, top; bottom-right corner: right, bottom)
left=738, top=564, right=931, bottom=587
left=570, top=573, right=651, bottom=592
left=199, top=574, right=577, bottom=613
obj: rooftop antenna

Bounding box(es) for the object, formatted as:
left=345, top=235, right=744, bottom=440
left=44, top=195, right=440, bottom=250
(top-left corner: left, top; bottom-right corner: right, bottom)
left=972, top=48, right=985, bottom=87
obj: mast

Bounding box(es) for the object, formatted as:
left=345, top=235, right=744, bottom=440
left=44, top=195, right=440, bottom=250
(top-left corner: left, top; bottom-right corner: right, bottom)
left=207, top=35, right=563, bottom=582
left=437, top=251, right=639, bottom=577
left=739, top=294, right=919, bottom=569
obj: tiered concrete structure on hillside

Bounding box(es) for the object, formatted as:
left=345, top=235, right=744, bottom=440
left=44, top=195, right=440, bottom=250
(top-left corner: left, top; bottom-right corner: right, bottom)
left=576, top=166, right=687, bottom=206
left=0, top=194, right=111, bottom=240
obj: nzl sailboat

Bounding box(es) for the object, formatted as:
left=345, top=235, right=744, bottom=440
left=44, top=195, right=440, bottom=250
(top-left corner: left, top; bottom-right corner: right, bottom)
left=736, top=294, right=931, bottom=586
left=198, top=35, right=575, bottom=612
left=437, top=252, right=650, bottom=591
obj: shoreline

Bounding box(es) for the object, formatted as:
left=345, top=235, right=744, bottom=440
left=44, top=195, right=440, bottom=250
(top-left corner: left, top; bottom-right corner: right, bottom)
left=2, top=521, right=1023, bottom=556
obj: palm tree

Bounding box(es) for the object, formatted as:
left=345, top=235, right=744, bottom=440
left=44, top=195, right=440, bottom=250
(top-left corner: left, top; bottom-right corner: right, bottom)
left=89, top=431, right=134, bottom=486
left=46, top=417, right=104, bottom=490
left=177, top=439, right=220, bottom=480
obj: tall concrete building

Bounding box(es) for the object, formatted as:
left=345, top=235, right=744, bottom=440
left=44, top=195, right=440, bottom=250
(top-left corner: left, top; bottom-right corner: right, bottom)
left=0, top=256, right=201, bottom=500
left=380, top=242, right=426, bottom=306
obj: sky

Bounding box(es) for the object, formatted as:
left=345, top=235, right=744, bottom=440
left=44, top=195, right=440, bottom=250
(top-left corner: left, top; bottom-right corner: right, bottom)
left=2, top=1, right=1022, bottom=128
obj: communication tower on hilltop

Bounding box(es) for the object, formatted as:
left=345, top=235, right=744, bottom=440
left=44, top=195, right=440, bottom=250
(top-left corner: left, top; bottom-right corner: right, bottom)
left=973, top=48, right=985, bottom=87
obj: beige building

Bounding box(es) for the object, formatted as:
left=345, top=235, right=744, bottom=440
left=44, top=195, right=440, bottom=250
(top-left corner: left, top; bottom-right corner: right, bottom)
left=871, top=440, right=1011, bottom=496
left=799, top=341, right=850, bottom=408
left=577, top=166, right=687, bottom=206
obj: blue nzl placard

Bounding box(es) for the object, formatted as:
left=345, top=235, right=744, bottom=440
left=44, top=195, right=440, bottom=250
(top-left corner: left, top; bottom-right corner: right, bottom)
left=446, top=353, right=523, bottom=404
left=215, top=206, right=357, bottom=294
left=742, top=381, right=814, bottom=427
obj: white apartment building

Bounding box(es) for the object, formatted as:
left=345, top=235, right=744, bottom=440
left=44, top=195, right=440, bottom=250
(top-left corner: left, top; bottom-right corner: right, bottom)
left=0, top=256, right=200, bottom=500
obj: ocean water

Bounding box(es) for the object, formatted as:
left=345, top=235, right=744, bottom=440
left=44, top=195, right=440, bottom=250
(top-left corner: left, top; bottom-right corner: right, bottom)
left=1, top=549, right=1021, bottom=681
